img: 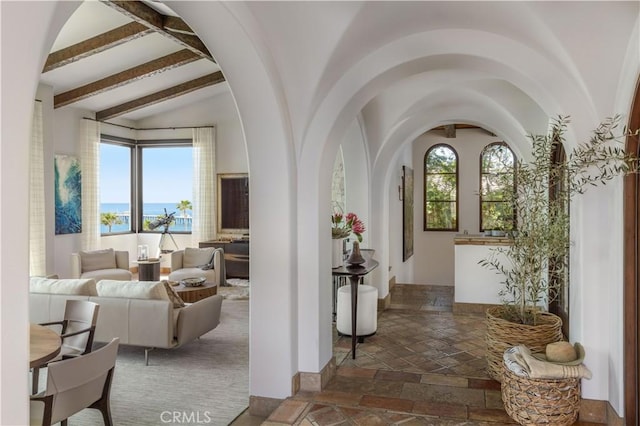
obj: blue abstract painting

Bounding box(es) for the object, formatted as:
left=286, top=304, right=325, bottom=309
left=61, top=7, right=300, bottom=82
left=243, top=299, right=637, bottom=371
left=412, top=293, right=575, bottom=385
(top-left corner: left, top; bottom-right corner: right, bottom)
left=54, top=154, right=82, bottom=234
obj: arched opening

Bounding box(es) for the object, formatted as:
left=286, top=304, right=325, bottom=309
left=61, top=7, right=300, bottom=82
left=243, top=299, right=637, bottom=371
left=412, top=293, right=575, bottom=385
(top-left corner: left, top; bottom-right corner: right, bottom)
left=549, top=142, right=569, bottom=338
left=623, top=74, right=640, bottom=426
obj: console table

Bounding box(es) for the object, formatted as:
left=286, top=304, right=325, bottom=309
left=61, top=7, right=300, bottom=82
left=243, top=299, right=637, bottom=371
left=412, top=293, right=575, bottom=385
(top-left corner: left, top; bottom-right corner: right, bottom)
left=331, top=258, right=379, bottom=359
left=199, top=239, right=249, bottom=278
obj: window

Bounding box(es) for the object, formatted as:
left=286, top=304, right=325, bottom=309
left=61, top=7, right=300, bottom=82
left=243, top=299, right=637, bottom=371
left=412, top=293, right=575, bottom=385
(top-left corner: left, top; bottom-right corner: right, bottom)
left=424, top=144, right=458, bottom=231
left=140, top=144, right=193, bottom=234
left=100, top=141, right=132, bottom=234
left=480, top=142, right=515, bottom=231
left=100, top=136, right=194, bottom=236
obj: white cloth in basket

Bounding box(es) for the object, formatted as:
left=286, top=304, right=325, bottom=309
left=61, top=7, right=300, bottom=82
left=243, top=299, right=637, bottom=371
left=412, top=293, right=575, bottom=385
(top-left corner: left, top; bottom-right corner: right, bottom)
left=503, top=345, right=592, bottom=380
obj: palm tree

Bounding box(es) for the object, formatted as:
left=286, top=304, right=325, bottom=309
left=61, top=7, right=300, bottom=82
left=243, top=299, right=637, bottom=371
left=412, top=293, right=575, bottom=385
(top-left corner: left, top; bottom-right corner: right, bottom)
left=100, top=212, right=123, bottom=233
left=176, top=200, right=192, bottom=218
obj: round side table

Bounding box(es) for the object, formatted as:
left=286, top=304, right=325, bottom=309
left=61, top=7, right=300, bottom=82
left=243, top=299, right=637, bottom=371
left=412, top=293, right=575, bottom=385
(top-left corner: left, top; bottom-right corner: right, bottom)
left=137, top=259, right=161, bottom=281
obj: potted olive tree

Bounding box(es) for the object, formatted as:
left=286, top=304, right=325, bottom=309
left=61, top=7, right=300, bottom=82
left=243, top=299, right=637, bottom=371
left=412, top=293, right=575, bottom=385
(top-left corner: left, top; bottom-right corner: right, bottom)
left=480, top=115, right=638, bottom=381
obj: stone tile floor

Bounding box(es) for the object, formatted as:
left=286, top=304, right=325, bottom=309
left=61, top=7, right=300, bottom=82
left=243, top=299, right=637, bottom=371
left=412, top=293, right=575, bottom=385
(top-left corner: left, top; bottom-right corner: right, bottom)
left=232, top=284, right=600, bottom=426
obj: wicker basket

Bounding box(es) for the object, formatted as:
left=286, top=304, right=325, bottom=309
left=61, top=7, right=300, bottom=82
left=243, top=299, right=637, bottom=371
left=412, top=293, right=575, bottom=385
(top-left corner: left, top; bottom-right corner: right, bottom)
left=486, top=306, right=563, bottom=382
left=502, top=362, right=581, bottom=426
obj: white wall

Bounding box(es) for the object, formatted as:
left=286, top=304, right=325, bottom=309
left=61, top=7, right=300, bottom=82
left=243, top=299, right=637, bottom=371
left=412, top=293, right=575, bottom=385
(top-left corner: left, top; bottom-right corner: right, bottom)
left=50, top=105, right=94, bottom=277
left=397, top=128, right=499, bottom=286
left=1, top=2, right=82, bottom=423
left=36, top=84, right=56, bottom=277
left=136, top=90, right=247, bottom=174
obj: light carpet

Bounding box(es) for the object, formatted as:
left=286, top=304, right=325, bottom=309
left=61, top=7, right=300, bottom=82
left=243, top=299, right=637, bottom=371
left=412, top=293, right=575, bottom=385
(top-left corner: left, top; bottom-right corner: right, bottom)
left=55, top=299, right=249, bottom=426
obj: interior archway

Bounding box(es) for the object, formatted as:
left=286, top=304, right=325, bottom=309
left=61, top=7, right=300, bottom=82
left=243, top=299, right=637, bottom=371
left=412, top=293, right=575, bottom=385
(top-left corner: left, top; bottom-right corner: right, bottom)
left=623, top=74, right=640, bottom=426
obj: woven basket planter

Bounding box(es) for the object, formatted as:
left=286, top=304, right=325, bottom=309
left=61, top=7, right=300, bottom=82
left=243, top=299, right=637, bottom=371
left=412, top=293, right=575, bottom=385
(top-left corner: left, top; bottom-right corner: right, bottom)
left=502, top=362, right=581, bottom=426
left=486, top=306, right=563, bottom=382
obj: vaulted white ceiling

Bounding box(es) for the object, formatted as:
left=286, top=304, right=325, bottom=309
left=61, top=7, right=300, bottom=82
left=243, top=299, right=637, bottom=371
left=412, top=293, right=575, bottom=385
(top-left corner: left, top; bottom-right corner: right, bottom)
left=42, top=0, right=639, bottom=154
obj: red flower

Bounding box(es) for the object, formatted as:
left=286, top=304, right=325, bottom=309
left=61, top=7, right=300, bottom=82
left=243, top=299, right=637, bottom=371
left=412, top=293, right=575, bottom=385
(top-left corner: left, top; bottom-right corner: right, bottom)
left=332, top=211, right=365, bottom=242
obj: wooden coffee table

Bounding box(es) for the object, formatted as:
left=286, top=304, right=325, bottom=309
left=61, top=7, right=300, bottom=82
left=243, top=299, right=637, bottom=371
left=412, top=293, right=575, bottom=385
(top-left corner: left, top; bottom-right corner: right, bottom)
left=173, top=281, right=217, bottom=303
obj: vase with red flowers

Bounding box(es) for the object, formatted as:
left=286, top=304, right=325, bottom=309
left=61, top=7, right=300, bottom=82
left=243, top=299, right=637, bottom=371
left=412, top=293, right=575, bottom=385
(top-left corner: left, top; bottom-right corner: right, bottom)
left=331, top=211, right=365, bottom=268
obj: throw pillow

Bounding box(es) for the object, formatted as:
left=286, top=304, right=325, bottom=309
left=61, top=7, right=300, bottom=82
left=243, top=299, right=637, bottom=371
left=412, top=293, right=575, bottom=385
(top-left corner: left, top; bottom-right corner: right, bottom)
left=162, top=280, right=185, bottom=308
left=183, top=247, right=215, bottom=268
left=80, top=248, right=117, bottom=272
left=96, top=280, right=170, bottom=300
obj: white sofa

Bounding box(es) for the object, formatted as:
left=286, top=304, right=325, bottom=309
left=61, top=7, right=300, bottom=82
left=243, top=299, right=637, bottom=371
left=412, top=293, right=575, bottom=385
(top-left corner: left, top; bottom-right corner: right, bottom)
left=29, top=277, right=223, bottom=364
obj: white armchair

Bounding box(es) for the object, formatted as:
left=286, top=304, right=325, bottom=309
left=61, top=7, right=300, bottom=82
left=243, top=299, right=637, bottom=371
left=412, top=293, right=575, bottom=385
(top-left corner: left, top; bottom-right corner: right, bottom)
left=168, top=247, right=225, bottom=287
left=71, top=248, right=133, bottom=281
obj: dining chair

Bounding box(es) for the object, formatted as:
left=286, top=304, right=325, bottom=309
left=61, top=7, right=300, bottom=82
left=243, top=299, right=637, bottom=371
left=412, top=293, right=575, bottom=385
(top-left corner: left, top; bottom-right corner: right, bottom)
left=32, top=300, right=100, bottom=394
left=30, top=338, right=119, bottom=426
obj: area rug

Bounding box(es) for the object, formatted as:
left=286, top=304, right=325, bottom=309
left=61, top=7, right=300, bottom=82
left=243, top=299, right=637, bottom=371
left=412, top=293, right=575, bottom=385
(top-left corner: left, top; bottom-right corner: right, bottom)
left=219, top=278, right=250, bottom=300
left=61, top=299, right=249, bottom=426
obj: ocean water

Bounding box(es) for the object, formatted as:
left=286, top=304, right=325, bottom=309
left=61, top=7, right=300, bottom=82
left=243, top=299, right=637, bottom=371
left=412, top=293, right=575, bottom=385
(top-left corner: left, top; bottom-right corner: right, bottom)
left=101, top=202, right=192, bottom=233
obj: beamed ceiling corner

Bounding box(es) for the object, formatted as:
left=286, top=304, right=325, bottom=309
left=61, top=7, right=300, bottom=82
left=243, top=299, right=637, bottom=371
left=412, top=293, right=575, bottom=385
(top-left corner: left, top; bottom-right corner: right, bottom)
left=42, top=0, right=225, bottom=121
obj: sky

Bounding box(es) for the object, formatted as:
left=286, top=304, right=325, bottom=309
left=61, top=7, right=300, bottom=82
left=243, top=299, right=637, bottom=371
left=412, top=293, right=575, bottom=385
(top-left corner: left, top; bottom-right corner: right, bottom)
left=100, top=144, right=193, bottom=203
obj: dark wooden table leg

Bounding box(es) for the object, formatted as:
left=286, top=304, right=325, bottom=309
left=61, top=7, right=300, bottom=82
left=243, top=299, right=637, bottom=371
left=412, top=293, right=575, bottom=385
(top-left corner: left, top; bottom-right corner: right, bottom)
left=349, top=274, right=359, bottom=359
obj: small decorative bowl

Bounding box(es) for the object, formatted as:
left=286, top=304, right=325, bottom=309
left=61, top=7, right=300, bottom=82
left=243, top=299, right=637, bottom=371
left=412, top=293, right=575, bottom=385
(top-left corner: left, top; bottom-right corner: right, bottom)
left=180, top=277, right=206, bottom=287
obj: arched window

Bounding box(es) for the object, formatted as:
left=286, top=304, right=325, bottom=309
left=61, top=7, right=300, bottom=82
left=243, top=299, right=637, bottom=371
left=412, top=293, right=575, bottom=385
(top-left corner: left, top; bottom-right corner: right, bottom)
left=480, top=142, right=515, bottom=231
left=424, top=144, right=458, bottom=231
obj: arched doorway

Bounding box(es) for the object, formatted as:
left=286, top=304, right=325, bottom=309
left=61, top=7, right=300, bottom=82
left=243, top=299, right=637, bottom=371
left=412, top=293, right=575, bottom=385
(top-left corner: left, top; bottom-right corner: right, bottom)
left=549, top=142, right=569, bottom=338
left=623, top=74, right=640, bottom=426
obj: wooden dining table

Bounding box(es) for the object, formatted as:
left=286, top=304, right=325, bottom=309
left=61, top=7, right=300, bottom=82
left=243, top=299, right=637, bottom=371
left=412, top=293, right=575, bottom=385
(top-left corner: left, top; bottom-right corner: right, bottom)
left=30, top=323, right=61, bottom=368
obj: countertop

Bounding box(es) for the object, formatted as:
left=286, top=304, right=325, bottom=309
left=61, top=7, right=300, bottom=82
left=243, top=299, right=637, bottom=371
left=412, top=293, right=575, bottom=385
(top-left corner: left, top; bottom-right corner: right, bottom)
left=454, top=234, right=513, bottom=246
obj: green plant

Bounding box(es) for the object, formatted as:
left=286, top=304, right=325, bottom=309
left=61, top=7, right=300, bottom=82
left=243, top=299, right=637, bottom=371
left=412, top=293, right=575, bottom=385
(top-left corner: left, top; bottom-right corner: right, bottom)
left=480, top=115, right=638, bottom=325
left=176, top=200, right=192, bottom=217
left=100, top=212, right=123, bottom=232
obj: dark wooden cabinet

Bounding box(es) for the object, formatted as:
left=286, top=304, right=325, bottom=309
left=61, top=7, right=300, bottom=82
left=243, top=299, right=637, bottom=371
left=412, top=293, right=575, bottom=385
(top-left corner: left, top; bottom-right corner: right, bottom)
left=199, top=240, right=249, bottom=279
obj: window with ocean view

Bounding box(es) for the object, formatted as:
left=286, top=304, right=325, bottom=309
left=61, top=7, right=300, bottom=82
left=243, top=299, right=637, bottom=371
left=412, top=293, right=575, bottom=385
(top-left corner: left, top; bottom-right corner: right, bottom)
left=100, top=142, right=131, bottom=234
left=100, top=138, right=194, bottom=235
left=141, top=146, right=193, bottom=233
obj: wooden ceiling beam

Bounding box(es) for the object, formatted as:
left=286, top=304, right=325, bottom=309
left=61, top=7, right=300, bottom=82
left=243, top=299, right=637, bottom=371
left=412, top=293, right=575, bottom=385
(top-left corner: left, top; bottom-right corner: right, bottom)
left=54, top=49, right=201, bottom=108
left=43, top=22, right=153, bottom=73
left=444, top=124, right=456, bottom=138
left=163, top=15, right=196, bottom=35
left=96, top=71, right=225, bottom=120
left=102, top=0, right=213, bottom=62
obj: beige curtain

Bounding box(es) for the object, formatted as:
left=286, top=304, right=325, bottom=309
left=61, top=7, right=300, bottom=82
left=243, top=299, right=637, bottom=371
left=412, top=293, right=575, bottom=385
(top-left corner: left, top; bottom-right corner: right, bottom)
left=192, top=127, right=216, bottom=245
left=80, top=119, right=101, bottom=250
left=29, top=101, right=46, bottom=276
